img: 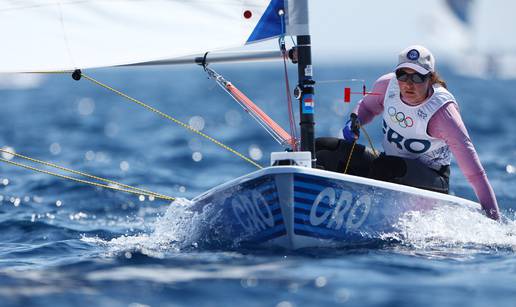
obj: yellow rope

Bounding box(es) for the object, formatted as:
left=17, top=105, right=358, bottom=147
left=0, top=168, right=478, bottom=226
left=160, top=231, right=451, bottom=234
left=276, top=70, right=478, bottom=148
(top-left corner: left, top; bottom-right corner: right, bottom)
left=1, top=70, right=261, bottom=201
left=0, top=70, right=261, bottom=202
left=0, top=157, right=175, bottom=201
left=343, top=125, right=379, bottom=174
left=0, top=148, right=173, bottom=201
left=80, top=73, right=262, bottom=169
left=343, top=140, right=356, bottom=174
left=361, top=126, right=379, bottom=158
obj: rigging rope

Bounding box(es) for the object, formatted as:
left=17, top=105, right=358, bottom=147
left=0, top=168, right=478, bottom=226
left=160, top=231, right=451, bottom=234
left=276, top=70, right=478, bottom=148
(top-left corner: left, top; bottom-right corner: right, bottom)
left=343, top=140, right=356, bottom=174
left=79, top=72, right=262, bottom=169
left=281, top=52, right=298, bottom=150
left=0, top=148, right=174, bottom=201
left=0, top=157, right=175, bottom=202
left=361, top=126, right=379, bottom=158
left=279, top=11, right=298, bottom=150
left=0, top=69, right=263, bottom=202
left=343, top=125, right=379, bottom=174
left=23, top=71, right=262, bottom=169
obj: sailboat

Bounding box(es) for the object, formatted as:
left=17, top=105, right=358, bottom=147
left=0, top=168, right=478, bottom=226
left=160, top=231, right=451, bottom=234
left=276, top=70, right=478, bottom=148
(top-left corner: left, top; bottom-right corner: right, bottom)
left=1, top=0, right=482, bottom=249
left=444, top=0, right=516, bottom=79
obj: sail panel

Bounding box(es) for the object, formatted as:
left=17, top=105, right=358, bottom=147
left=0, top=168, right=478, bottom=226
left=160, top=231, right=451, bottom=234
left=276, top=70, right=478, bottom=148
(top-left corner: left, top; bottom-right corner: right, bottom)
left=0, top=0, right=307, bottom=73
left=445, top=0, right=473, bottom=25
left=246, top=0, right=284, bottom=43
left=286, top=0, right=310, bottom=36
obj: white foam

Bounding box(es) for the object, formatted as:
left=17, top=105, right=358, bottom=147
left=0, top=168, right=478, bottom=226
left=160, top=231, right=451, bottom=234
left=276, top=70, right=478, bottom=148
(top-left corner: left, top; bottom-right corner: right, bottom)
left=82, top=198, right=203, bottom=257
left=84, top=197, right=516, bottom=256
left=389, top=205, right=516, bottom=251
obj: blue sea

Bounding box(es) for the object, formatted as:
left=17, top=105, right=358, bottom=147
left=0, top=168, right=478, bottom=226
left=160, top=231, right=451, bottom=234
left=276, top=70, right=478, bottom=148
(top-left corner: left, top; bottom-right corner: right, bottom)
left=1, top=62, right=515, bottom=307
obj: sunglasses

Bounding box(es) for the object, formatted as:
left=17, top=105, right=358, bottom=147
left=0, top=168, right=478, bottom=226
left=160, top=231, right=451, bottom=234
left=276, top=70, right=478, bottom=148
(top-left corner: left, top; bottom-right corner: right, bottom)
left=395, top=70, right=430, bottom=84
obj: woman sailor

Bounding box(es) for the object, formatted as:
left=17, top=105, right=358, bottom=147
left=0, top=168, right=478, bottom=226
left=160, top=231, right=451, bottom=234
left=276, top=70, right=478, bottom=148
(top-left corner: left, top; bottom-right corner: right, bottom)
left=315, top=45, right=500, bottom=220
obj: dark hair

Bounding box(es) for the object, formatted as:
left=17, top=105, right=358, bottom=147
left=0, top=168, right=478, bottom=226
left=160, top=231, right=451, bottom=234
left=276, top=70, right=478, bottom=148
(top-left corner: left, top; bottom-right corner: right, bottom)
left=430, top=71, right=447, bottom=89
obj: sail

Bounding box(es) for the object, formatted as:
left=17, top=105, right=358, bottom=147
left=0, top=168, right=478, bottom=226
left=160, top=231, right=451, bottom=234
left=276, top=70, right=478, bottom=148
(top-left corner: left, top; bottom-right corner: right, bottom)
left=445, top=0, right=473, bottom=25
left=0, top=0, right=309, bottom=73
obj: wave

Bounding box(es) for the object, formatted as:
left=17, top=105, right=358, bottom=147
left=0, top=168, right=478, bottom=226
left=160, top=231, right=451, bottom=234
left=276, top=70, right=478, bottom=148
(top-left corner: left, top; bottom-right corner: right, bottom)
left=384, top=205, right=516, bottom=254
left=82, top=198, right=202, bottom=257
left=84, top=195, right=516, bottom=259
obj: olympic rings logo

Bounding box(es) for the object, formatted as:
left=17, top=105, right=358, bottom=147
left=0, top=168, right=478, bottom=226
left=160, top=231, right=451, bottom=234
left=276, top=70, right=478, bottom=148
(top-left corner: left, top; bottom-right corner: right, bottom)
left=388, top=107, right=414, bottom=128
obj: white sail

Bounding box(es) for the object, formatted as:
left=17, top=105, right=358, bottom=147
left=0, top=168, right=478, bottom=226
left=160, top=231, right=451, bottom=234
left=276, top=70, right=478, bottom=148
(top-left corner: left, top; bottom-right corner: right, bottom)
left=0, top=0, right=308, bottom=73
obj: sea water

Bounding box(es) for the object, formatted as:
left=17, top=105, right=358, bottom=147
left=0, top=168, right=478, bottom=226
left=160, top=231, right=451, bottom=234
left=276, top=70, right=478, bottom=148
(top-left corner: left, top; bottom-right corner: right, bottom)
left=1, top=63, right=515, bottom=307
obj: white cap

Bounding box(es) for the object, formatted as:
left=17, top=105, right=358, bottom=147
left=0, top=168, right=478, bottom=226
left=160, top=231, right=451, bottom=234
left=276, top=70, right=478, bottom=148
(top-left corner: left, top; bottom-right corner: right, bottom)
left=395, top=45, right=435, bottom=75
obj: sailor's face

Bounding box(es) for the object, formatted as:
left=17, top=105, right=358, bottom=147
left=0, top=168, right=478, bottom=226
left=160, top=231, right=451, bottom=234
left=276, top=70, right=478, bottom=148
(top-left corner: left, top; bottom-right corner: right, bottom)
left=396, top=68, right=431, bottom=105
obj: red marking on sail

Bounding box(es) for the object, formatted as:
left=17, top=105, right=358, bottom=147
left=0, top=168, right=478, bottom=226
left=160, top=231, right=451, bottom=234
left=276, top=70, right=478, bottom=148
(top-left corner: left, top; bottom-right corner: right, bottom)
left=226, top=83, right=294, bottom=147
left=243, top=10, right=252, bottom=19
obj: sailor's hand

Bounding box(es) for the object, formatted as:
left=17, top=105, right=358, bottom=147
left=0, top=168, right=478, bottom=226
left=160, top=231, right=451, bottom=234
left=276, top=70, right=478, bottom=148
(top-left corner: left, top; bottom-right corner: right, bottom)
left=342, top=113, right=360, bottom=142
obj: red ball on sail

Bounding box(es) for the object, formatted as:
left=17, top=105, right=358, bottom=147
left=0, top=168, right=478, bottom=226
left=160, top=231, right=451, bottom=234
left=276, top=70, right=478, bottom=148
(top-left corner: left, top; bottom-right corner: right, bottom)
left=243, top=10, right=252, bottom=19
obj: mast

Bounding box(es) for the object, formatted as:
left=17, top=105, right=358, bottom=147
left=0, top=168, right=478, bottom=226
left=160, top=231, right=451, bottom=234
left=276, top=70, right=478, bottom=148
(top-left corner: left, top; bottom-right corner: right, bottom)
left=293, top=0, right=315, bottom=163
left=296, top=35, right=315, bottom=157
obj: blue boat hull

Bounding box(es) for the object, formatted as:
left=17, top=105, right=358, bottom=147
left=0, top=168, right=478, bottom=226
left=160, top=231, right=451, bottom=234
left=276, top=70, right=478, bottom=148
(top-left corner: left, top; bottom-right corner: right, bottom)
left=190, top=166, right=480, bottom=249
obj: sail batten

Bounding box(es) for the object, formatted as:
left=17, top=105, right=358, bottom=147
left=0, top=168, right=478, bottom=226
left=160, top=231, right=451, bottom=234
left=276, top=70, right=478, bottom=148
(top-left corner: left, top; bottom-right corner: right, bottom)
left=0, top=0, right=308, bottom=73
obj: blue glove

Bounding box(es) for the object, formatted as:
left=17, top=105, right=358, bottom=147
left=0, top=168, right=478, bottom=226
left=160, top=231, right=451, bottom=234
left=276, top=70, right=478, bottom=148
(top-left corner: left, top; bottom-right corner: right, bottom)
left=342, top=113, right=360, bottom=142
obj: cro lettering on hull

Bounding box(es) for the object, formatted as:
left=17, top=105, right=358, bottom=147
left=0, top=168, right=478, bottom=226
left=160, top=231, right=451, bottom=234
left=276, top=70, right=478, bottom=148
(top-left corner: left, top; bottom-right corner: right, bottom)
left=222, top=175, right=287, bottom=244
left=293, top=174, right=373, bottom=240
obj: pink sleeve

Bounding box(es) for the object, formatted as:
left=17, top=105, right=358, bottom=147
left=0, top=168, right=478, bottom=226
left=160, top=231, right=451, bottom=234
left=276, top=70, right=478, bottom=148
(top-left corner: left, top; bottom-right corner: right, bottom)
left=428, top=103, right=500, bottom=220
left=352, top=73, right=392, bottom=124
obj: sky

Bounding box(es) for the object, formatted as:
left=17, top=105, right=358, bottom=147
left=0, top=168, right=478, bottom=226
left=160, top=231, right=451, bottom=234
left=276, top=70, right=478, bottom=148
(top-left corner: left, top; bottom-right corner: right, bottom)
left=305, top=0, right=516, bottom=63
